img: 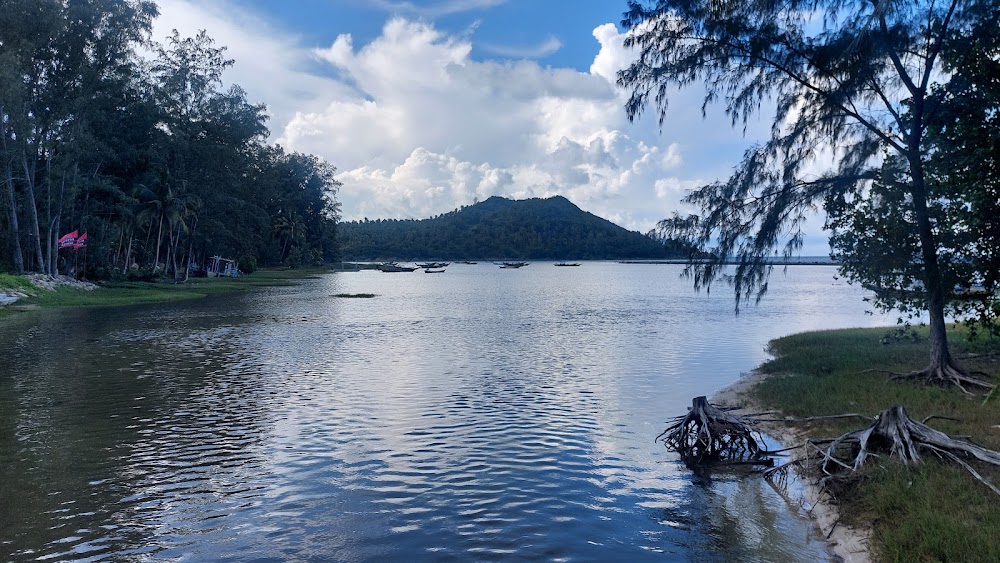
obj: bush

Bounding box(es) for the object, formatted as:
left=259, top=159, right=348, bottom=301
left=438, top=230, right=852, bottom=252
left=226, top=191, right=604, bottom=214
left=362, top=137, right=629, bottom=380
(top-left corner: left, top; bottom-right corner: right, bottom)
left=238, top=255, right=257, bottom=274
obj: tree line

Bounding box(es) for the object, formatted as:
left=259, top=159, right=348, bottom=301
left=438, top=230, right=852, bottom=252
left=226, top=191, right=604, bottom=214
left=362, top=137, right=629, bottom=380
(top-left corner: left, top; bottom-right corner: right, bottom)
left=339, top=195, right=688, bottom=260
left=0, top=0, right=341, bottom=281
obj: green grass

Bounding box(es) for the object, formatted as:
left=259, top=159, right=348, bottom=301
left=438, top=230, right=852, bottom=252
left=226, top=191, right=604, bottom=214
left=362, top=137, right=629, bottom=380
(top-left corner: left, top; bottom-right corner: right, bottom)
left=750, top=326, right=1000, bottom=562
left=853, top=462, right=1000, bottom=563
left=0, top=272, right=37, bottom=295
left=1, top=267, right=330, bottom=312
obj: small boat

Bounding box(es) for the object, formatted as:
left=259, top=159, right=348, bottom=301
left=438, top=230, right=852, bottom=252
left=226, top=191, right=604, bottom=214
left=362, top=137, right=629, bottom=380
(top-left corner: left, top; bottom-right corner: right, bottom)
left=424, top=268, right=446, bottom=273
left=376, top=262, right=418, bottom=272
left=416, top=262, right=450, bottom=268
left=554, top=262, right=580, bottom=267
left=499, top=261, right=528, bottom=269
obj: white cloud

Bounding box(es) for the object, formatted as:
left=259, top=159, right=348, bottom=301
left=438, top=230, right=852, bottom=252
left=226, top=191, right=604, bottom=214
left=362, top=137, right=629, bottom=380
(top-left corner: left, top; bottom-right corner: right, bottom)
left=589, top=23, right=631, bottom=85
left=152, top=0, right=356, bottom=134
left=152, top=3, right=832, bottom=253
left=480, top=36, right=563, bottom=59
left=369, top=0, right=507, bottom=18
left=280, top=18, right=715, bottom=233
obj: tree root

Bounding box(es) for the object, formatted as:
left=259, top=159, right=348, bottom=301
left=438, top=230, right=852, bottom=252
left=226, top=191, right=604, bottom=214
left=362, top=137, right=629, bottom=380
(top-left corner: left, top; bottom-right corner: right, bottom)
left=802, top=405, right=1000, bottom=496
left=889, top=362, right=996, bottom=395
left=656, top=396, right=775, bottom=467
left=660, top=398, right=1000, bottom=497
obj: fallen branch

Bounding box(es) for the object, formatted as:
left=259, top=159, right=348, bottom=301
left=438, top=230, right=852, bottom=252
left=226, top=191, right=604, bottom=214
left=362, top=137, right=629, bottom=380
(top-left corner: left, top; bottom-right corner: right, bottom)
left=921, top=415, right=961, bottom=425
left=757, top=413, right=869, bottom=424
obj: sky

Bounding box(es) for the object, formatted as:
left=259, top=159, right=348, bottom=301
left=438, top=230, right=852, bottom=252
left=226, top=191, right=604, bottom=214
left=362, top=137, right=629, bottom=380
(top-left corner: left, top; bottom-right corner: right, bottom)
left=153, top=0, right=831, bottom=255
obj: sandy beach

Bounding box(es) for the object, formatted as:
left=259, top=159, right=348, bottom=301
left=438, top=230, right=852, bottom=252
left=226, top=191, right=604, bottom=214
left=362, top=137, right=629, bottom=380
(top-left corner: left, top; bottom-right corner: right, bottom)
left=711, top=371, right=872, bottom=563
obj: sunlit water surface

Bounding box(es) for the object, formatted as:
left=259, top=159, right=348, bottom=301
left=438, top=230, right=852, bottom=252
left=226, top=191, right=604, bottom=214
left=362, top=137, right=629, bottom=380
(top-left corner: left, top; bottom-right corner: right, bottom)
left=0, top=263, right=896, bottom=561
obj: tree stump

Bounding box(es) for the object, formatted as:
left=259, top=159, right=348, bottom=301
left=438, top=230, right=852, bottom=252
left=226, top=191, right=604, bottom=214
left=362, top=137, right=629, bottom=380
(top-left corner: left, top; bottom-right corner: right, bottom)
left=805, top=405, right=1000, bottom=495
left=657, top=396, right=771, bottom=466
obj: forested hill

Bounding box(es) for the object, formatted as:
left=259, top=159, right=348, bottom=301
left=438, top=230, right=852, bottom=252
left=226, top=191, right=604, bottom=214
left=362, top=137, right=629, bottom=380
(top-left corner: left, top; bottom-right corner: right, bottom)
left=338, top=196, right=685, bottom=260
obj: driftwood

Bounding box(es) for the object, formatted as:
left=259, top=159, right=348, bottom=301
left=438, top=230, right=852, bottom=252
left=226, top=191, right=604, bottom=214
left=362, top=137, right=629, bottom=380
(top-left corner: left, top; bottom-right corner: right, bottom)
left=656, top=396, right=774, bottom=466
left=766, top=405, right=1000, bottom=496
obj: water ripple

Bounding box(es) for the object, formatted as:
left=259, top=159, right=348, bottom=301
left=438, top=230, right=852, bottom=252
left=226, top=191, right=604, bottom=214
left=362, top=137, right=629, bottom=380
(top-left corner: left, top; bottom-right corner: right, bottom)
left=0, top=264, right=894, bottom=561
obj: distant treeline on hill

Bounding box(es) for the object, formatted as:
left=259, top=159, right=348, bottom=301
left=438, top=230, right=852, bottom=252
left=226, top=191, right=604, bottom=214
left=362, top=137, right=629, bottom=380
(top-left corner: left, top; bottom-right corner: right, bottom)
left=337, top=196, right=690, bottom=260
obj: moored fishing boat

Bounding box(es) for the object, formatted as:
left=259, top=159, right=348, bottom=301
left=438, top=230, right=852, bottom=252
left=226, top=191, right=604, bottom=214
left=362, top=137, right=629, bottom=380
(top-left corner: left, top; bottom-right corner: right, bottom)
left=376, top=262, right=419, bottom=272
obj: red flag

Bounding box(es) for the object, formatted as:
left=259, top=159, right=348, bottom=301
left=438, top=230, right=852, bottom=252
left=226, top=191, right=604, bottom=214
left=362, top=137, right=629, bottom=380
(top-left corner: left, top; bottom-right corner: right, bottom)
left=73, top=232, right=88, bottom=249
left=58, top=230, right=78, bottom=249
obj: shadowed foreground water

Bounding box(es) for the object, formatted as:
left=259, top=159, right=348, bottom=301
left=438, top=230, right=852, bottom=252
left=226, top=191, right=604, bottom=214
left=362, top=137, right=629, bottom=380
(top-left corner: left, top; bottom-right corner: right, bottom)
left=0, top=264, right=895, bottom=561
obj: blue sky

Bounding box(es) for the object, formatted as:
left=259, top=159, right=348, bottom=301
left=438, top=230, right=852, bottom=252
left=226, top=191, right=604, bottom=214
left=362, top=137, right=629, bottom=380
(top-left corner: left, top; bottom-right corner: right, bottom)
left=231, top=0, right=620, bottom=70
left=153, top=0, right=830, bottom=255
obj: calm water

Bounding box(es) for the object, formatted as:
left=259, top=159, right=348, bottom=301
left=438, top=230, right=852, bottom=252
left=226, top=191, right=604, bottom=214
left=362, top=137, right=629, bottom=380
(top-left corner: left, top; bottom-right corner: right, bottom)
left=0, top=263, right=895, bottom=561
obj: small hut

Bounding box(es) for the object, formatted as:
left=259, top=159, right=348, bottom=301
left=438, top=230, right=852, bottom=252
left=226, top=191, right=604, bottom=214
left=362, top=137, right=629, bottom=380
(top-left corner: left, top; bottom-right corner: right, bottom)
left=207, top=256, right=240, bottom=278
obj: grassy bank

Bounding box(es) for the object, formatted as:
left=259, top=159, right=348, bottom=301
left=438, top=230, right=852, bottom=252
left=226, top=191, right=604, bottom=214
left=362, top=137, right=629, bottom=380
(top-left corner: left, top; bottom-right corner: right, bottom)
left=750, top=326, right=1000, bottom=563
left=0, top=267, right=328, bottom=315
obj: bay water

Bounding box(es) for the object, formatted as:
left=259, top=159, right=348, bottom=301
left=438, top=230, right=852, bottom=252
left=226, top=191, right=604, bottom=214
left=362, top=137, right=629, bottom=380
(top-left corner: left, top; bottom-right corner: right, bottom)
left=0, top=263, right=896, bottom=561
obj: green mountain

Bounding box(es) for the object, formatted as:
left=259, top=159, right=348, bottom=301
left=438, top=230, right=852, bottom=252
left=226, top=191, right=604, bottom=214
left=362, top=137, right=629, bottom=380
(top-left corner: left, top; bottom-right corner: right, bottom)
left=337, top=196, right=685, bottom=260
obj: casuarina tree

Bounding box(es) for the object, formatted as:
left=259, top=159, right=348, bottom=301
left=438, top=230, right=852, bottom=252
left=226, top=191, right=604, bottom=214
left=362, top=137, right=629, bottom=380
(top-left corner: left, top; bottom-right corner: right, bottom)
left=619, top=0, right=1000, bottom=391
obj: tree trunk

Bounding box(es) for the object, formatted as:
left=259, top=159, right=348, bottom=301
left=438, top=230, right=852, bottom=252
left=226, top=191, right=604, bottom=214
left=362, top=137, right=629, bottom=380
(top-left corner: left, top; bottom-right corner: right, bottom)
left=50, top=170, right=67, bottom=275
left=22, top=155, right=46, bottom=274
left=123, top=228, right=134, bottom=274
left=153, top=213, right=164, bottom=272
left=49, top=214, right=60, bottom=276
left=903, top=95, right=991, bottom=392
left=909, top=155, right=951, bottom=369
left=183, top=215, right=198, bottom=282
left=114, top=224, right=124, bottom=269
left=1, top=109, right=26, bottom=274
left=2, top=155, right=25, bottom=274
left=169, top=223, right=180, bottom=281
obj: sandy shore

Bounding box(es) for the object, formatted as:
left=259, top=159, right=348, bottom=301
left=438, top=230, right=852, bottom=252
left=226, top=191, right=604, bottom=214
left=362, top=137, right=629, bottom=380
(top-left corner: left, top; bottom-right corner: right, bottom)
left=711, top=371, right=871, bottom=563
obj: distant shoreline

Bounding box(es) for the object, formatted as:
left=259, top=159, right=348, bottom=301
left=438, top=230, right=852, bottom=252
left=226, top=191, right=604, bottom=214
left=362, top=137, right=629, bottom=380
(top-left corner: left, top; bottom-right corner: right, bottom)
left=619, top=258, right=840, bottom=266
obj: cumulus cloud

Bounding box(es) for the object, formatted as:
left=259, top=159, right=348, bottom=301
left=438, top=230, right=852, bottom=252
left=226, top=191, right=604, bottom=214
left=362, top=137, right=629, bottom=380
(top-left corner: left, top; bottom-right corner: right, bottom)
left=280, top=17, right=714, bottom=232
left=152, top=2, right=831, bottom=252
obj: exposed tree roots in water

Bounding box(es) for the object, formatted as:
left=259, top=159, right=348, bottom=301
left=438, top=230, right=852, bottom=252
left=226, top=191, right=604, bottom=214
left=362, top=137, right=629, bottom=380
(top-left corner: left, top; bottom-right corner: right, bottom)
left=656, top=396, right=775, bottom=468
left=889, top=362, right=996, bottom=395
left=765, top=405, right=1000, bottom=496
left=660, top=398, right=1000, bottom=497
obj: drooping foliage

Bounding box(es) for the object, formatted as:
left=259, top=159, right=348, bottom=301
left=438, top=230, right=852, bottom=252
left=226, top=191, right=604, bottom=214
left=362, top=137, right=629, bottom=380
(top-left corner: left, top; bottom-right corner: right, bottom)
left=0, top=1, right=340, bottom=279
left=620, top=0, right=1000, bottom=387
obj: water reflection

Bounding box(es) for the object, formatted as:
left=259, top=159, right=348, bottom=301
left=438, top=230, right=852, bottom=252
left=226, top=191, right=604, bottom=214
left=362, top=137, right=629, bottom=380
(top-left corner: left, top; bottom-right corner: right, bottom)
left=1, top=264, right=893, bottom=560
